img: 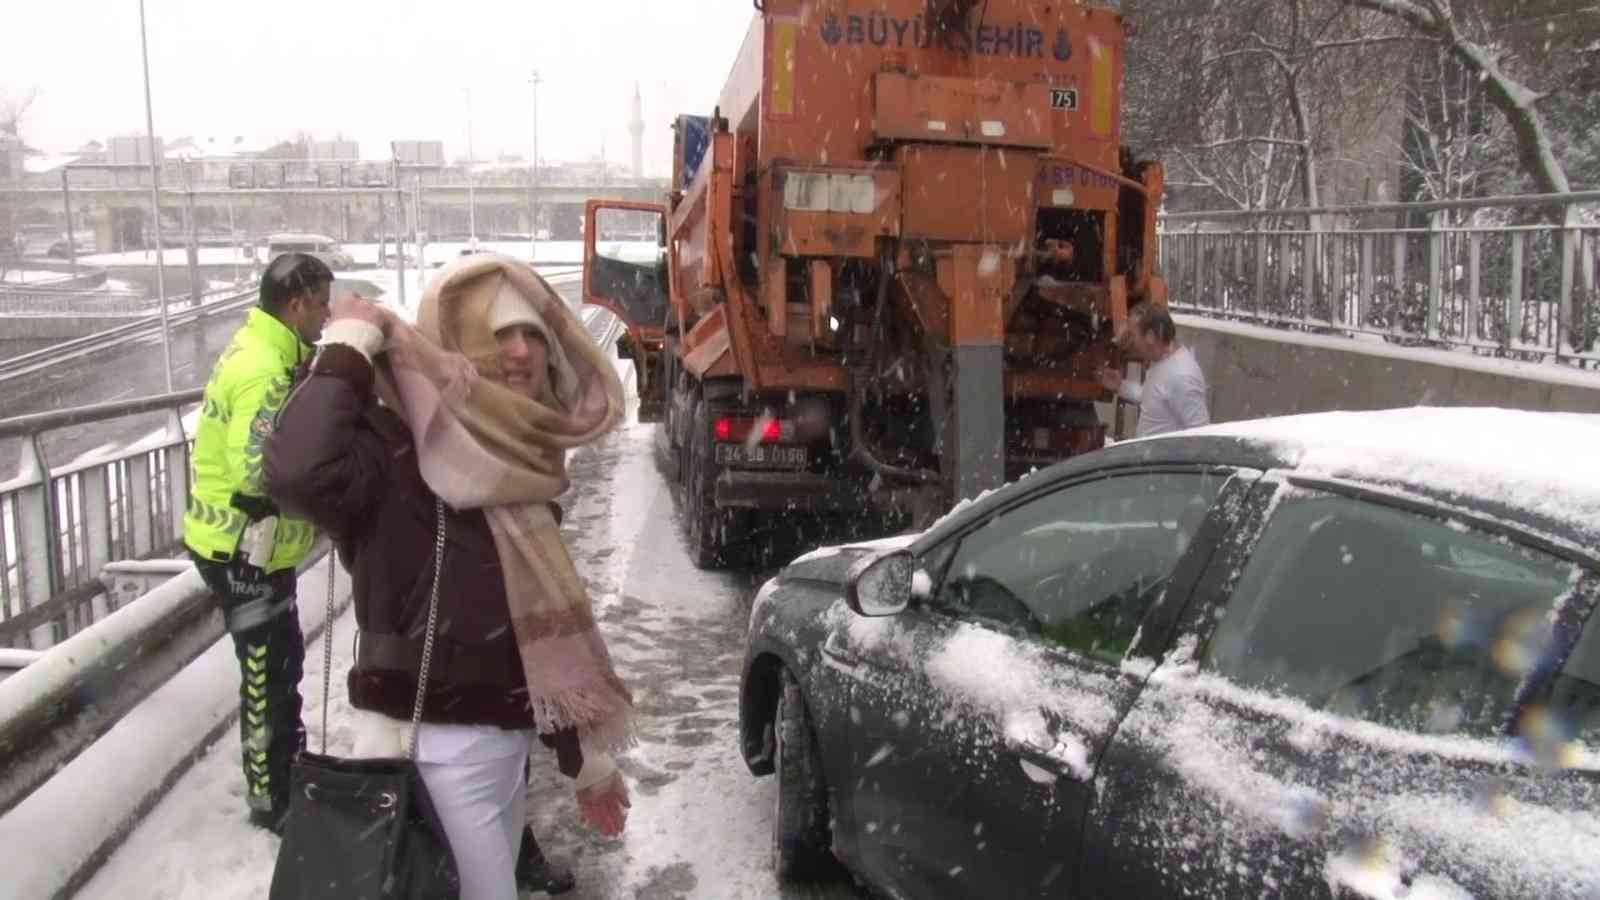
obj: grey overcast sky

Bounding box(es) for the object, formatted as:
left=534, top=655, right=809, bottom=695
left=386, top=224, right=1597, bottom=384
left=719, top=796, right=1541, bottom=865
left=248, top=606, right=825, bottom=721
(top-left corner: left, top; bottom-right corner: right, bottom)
left=3, top=1, right=756, bottom=175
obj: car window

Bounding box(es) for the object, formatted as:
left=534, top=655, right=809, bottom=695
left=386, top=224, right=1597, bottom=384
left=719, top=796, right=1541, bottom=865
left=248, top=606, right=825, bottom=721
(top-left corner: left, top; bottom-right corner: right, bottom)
left=1200, top=491, right=1583, bottom=738
left=935, top=471, right=1228, bottom=664
left=1548, top=612, right=1600, bottom=750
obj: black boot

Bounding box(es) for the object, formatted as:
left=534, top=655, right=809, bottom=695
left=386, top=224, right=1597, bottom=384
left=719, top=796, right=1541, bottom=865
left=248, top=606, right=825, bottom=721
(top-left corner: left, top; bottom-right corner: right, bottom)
left=248, top=805, right=289, bottom=836
left=516, top=826, right=576, bottom=895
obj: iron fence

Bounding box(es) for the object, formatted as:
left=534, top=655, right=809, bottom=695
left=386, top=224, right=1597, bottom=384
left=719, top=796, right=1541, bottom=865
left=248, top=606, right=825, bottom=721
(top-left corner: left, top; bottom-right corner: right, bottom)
left=0, top=391, right=200, bottom=648
left=1159, top=192, right=1600, bottom=367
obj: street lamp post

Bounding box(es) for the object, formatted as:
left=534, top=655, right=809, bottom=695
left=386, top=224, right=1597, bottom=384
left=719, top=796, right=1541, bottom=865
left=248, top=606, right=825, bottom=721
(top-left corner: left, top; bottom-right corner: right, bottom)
left=138, top=0, right=174, bottom=393
left=464, top=88, right=477, bottom=248
left=528, top=71, right=541, bottom=264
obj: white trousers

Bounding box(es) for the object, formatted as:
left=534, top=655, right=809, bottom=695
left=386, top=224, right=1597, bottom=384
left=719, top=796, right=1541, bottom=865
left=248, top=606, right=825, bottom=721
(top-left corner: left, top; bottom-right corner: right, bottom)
left=352, top=712, right=535, bottom=900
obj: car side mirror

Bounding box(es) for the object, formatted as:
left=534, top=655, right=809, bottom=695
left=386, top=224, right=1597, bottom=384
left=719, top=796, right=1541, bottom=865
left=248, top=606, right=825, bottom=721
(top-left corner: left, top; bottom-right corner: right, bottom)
left=845, top=550, right=914, bottom=617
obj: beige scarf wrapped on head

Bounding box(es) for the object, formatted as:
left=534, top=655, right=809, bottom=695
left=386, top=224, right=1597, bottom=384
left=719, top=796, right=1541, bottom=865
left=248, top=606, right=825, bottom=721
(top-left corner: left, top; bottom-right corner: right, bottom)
left=378, top=252, right=632, bottom=751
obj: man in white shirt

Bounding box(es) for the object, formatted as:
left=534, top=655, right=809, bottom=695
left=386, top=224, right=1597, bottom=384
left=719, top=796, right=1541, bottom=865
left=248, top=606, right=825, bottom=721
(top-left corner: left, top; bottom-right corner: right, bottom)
left=1100, top=304, right=1211, bottom=437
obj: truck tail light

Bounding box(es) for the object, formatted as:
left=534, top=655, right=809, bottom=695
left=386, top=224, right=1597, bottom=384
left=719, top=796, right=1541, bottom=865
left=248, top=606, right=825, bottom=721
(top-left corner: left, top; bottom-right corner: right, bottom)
left=714, top=415, right=796, bottom=444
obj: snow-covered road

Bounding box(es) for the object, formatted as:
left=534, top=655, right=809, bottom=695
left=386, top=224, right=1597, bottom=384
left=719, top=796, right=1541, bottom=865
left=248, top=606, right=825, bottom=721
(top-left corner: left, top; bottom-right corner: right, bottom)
left=79, top=394, right=863, bottom=900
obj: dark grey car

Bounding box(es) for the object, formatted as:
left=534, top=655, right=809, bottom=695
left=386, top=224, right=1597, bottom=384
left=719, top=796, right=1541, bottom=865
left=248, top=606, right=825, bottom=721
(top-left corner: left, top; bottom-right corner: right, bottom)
left=739, top=409, right=1600, bottom=899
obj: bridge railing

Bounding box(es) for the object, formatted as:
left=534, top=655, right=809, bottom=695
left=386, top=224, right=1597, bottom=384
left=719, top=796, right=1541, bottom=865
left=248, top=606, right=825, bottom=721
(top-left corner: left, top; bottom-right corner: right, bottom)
left=0, top=391, right=200, bottom=649
left=1159, top=191, right=1600, bottom=367
left=0, top=277, right=252, bottom=318
left=0, top=285, right=162, bottom=316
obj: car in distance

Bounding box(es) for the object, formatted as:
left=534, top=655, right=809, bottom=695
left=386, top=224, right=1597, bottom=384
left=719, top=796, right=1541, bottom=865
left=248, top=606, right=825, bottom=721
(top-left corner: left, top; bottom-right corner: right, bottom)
left=263, top=233, right=355, bottom=270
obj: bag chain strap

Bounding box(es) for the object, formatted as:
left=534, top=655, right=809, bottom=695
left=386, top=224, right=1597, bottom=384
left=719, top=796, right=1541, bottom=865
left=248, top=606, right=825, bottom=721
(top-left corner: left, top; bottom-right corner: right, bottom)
left=317, top=498, right=447, bottom=762
left=407, top=499, right=447, bottom=761
left=320, top=556, right=335, bottom=755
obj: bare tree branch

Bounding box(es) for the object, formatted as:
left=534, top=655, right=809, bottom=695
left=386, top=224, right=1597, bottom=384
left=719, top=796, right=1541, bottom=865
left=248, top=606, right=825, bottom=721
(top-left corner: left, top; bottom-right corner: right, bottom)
left=0, top=86, right=39, bottom=139
left=1311, top=34, right=1423, bottom=51
left=1341, top=0, right=1572, bottom=193
left=1189, top=136, right=1309, bottom=150
left=1202, top=45, right=1283, bottom=67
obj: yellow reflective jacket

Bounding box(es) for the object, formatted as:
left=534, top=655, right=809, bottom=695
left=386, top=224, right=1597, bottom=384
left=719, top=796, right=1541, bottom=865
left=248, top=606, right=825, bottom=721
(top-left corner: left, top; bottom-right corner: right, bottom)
left=183, top=308, right=315, bottom=572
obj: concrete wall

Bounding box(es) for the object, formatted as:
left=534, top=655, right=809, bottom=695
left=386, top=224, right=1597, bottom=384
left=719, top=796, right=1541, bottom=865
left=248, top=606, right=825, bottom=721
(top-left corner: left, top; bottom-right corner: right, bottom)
left=1174, top=315, right=1600, bottom=429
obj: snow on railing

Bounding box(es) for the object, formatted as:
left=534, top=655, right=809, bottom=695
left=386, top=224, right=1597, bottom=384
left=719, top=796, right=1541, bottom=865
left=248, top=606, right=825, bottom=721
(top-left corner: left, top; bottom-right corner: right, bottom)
left=1158, top=191, right=1600, bottom=369
left=0, top=286, right=163, bottom=317
left=0, top=391, right=201, bottom=650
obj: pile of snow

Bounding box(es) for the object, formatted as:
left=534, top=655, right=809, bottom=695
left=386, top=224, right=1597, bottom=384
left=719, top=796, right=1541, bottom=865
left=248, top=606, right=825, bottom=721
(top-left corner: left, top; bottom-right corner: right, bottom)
left=0, top=268, right=75, bottom=285
left=822, top=616, right=1118, bottom=782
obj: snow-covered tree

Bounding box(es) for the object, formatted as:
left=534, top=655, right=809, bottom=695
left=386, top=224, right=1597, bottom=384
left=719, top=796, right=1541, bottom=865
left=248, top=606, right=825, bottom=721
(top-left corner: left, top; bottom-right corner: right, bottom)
left=0, top=85, right=37, bottom=141
left=1337, top=0, right=1597, bottom=196
left=1120, top=0, right=1413, bottom=210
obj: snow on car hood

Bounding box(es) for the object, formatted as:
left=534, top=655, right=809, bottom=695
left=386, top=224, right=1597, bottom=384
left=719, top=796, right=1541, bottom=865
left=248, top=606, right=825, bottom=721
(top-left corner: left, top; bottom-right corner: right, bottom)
left=787, top=532, right=920, bottom=567
left=1166, top=408, right=1600, bottom=536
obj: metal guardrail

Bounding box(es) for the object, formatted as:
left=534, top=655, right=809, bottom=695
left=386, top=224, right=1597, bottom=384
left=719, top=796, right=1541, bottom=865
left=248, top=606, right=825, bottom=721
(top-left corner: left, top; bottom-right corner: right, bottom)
left=0, top=286, right=256, bottom=384
left=0, top=287, right=164, bottom=317
left=0, top=540, right=333, bottom=824
left=1158, top=192, right=1600, bottom=366
left=0, top=390, right=202, bottom=648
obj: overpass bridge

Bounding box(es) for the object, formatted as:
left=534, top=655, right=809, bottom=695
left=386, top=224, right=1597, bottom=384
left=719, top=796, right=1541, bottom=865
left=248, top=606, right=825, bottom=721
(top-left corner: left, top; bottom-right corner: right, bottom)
left=1, top=177, right=667, bottom=252
left=0, top=195, right=1597, bottom=898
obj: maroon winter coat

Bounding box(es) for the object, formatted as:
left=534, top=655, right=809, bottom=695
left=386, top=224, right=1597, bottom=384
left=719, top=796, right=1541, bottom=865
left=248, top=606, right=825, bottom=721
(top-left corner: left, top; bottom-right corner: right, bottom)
left=264, top=342, right=581, bottom=774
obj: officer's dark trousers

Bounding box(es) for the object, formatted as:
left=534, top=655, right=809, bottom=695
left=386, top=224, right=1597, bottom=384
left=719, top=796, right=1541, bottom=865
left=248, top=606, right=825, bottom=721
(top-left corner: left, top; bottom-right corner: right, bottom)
left=192, top=552, right=306, bottom=820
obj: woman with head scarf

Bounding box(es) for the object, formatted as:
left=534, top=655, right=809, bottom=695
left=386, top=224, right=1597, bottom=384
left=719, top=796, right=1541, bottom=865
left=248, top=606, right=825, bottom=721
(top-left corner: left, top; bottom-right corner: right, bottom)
left=265, top=254, right=632, bottom=900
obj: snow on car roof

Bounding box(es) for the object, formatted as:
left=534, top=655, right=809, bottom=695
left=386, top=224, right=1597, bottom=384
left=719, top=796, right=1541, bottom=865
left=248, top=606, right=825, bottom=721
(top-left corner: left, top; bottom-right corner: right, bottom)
left=266, top=232, right=340, bottom=243
left=1166, top=407, right=1600, bottom=538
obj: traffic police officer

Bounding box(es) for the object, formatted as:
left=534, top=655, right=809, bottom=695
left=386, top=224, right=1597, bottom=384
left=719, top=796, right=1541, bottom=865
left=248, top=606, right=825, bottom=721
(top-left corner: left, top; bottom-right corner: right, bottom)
left=184, top=252, right=329, bottom=832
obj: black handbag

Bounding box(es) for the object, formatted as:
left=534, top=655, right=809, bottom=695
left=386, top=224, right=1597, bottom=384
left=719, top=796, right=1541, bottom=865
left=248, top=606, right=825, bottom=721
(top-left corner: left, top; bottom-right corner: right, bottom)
left=268, top=501, right=460, bottom=900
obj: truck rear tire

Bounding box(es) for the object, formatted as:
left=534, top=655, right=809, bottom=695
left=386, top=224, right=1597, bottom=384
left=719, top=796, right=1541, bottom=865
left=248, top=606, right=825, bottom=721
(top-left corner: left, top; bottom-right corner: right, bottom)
left=687, top=400, right=730, bottom=569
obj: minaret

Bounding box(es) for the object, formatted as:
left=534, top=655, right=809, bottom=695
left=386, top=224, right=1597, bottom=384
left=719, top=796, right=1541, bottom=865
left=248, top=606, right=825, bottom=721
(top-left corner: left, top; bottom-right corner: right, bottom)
left=630, top=83, right=645, bottom=179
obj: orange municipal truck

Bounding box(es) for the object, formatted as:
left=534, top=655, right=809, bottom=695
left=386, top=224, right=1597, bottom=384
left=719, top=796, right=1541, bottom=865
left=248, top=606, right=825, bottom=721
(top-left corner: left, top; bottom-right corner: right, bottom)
left=584, top=0, right=1165, bottom=566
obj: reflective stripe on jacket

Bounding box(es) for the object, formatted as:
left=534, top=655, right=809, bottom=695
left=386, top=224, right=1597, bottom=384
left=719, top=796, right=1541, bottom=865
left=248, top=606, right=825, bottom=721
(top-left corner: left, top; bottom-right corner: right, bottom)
left=183, top=307, right=315, bottom=571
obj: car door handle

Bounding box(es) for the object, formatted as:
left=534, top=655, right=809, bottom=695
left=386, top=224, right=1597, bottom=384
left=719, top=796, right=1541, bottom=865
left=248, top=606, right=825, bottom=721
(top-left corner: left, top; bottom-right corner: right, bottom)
left=1006, top=736, right=1092, bottom=783
left=821, top=633, right=860, bottom=667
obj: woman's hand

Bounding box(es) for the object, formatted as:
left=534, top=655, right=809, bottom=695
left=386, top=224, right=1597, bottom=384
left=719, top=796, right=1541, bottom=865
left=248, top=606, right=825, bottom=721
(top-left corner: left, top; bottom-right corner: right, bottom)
left=384, top=321, right=478, bottom=401
left=331, top=291, right=391, bottom=334
left=576, top=771, right=630, bottom=837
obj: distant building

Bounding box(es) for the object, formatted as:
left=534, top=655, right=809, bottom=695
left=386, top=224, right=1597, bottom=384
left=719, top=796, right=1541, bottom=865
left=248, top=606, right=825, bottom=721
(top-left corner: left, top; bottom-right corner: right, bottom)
left=310, top=140, right=359, bottom=162
left=392, top=140, right=445, bottom=167
left=0, top=134, right=24, bottom=181
left=75, top=140, right=107, bottom=165
left=106, top=135, right=160, bottom=167
left=164, top=136, right=277, bottom=161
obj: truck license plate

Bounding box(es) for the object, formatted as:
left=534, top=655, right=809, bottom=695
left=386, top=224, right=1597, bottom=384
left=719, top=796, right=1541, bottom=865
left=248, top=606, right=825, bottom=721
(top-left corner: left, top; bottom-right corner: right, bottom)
left=715, top=443, right=808, bottom=469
